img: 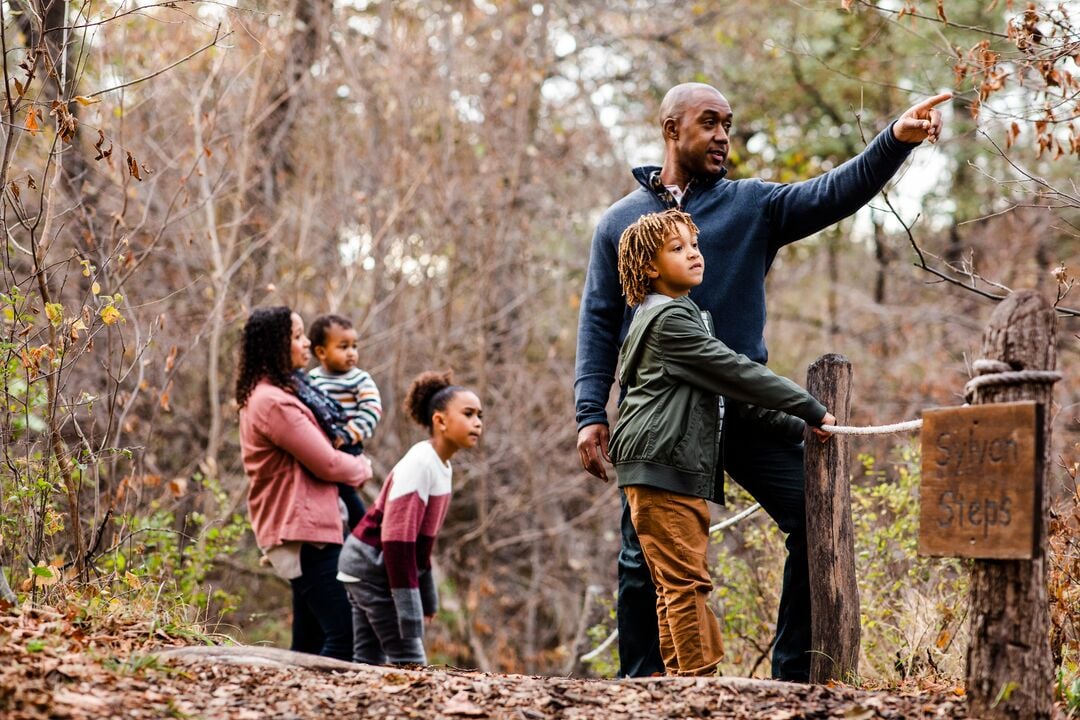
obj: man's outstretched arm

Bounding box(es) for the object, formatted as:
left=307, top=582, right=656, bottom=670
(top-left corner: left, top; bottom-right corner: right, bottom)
left=767, top=92, right=953, bottom=245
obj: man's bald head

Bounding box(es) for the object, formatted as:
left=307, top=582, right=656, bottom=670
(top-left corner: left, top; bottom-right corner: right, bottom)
left=659, top=83, right=728, bottom=129
left=657, top=83, right=733, bottom=185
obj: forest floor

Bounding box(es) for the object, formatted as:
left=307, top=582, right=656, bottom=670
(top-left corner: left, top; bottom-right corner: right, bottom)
left=0, top=602, right=990, bottom=719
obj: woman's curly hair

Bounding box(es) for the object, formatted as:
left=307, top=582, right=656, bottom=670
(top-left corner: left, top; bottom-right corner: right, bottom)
left=236, top=306, right=296, bottom=408
left=617, top=208, right=700, bottom=306
left=404, top=370, right=464, bottom=431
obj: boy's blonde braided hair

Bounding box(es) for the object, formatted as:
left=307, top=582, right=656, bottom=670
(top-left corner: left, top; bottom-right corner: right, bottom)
left=617, top=208, right=700, bottom=307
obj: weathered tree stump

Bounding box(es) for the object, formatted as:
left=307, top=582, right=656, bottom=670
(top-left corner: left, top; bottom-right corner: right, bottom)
left=965, top=290, right=1055, bottom=719
left=805, top=353, right=859, bottom=684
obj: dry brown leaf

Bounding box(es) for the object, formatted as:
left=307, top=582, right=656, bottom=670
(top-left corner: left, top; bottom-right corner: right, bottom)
left=24, top=107, right=40, bottom=136
left=53, top=689, right=110, bottom=710
left=165, top=345, right=178, bottom=372
left=168, top=476, right=188, bottom=497
left=127, top=151, right=142, bottom=180
left=443, top=690, right=487, bottom=717
left=94, top=129, right=113, bottom=161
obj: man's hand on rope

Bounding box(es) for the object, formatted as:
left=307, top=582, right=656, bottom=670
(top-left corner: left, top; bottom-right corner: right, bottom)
left=577, top=423, right=612, bottom=482
left=811, top=412, right=837, bottom=440
left=892, top=92, right=952, bottom=144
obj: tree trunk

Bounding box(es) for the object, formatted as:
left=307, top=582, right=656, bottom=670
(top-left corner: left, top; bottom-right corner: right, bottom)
left=872, top=216, right=889, bottom=305
left=965, top=289, right=1055, bottom=719
left=805, top=353, right=859, bottom=683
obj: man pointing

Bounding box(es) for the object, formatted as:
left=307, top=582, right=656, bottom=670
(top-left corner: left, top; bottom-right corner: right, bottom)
left=574, top=82, right=949, bottom=680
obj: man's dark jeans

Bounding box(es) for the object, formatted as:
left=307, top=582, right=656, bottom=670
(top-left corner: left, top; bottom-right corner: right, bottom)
left=617, top=424, right=811, bottom=681
left=617, top=491, right=664, bottom=677
left=290, top=543, right=353, bottom=662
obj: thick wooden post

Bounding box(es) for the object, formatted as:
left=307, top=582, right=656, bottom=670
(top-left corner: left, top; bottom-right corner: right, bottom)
left=966, top=290, right=1055, bottom=719
left=805, top=353, right=859, bottom=683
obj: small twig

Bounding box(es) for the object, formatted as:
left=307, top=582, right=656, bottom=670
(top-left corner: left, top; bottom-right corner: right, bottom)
left=86, top=25, right=228, bottom=99
left=75, top=526, right=198, bottom=569
left=748, top=633, right=777, bottom=678
left=82, top=507, right=113, bottom=566
left=849, top=0, right=1010, bottom=39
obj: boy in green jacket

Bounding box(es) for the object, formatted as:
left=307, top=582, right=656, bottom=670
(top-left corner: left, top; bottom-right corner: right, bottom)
left=609, top=209, right=836, bottom=676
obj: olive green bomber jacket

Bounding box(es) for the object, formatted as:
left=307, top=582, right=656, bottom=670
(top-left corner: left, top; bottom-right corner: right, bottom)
left=609, top=295, right=827, bottom=504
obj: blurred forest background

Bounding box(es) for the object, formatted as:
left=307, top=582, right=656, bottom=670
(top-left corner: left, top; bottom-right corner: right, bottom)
left=2, top=0, right=1079, bottom=688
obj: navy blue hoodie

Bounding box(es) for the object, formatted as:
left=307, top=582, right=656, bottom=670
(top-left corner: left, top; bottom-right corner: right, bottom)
left=574, top=123, right=918, bottom=430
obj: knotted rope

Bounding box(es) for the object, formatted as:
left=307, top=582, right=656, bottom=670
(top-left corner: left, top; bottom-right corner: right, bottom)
left=962, top=358, right=1062, bottom=401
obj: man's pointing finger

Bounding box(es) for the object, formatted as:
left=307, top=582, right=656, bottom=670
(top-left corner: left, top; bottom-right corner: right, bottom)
left=911, top=91, right=954, bottom=113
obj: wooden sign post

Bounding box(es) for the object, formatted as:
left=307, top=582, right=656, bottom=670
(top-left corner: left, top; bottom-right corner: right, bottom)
left=960, top=291, right=1055, bottom=720
left=919, top=401, right=1040, bottom=559
left=801, top=291, right=1057, bottom=714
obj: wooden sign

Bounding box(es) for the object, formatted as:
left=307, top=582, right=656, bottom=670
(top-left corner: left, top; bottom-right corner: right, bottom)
left=918, top=401, right=1041, bottom=559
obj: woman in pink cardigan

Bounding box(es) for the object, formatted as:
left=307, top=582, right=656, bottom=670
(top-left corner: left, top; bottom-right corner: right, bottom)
left=236, top=306, right=372, bottom=660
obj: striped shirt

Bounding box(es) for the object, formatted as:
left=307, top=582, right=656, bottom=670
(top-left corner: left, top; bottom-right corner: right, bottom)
left=308, top=366, right=382, bottom=443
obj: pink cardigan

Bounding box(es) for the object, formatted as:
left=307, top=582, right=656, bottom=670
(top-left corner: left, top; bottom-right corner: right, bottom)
left=240, top=380, right=372, bottom=549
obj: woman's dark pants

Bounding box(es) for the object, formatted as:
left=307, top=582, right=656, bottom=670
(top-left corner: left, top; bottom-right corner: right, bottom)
left=289, top=543, right=353, bottom=661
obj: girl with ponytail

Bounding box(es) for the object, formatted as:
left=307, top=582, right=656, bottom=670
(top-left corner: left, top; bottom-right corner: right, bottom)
left=337, top=370, right=483, bottom=665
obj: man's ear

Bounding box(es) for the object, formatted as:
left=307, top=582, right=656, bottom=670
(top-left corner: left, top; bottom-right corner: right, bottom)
left=662, top=117, right=678, bottom=141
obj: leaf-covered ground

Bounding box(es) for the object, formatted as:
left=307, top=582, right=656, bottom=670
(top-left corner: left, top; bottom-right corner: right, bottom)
left=0, top=604, right=980, bottom=719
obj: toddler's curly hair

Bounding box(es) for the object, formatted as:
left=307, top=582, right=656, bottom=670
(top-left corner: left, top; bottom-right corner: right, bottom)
left=617, top=209, right=699, bottom=307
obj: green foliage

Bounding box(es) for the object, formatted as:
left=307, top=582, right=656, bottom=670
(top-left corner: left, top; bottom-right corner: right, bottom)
left=581, top=593, right=619, bottom=678
left=712, top=484, right=784, bottom=677
left=853, top=446, right=967, bottom=681
left=103, top=652, right=165, bottom=676
left=3, top=361, right=48, bottom=436
left=1057, top=648, right=1080, bottom=715
left=100, top=473, right=250, bottom=621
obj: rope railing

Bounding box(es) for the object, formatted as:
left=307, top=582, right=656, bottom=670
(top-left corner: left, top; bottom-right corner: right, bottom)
left=578, top=360, right=1063, bottom=665
left=709, top=502, right=762, bottom=534
left=819, top=419, right=922, bottom=435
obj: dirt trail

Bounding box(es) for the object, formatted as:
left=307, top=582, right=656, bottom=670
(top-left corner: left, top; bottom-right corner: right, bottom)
left=2, top=610, right=973, bottom=720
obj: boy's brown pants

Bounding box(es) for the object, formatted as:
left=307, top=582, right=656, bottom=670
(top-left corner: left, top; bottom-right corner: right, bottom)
left=624, top=484, right=724, bottom=676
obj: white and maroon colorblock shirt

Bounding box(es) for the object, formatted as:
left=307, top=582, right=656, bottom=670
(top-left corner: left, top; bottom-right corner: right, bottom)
left=348, top=441, right=451, bottom=630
